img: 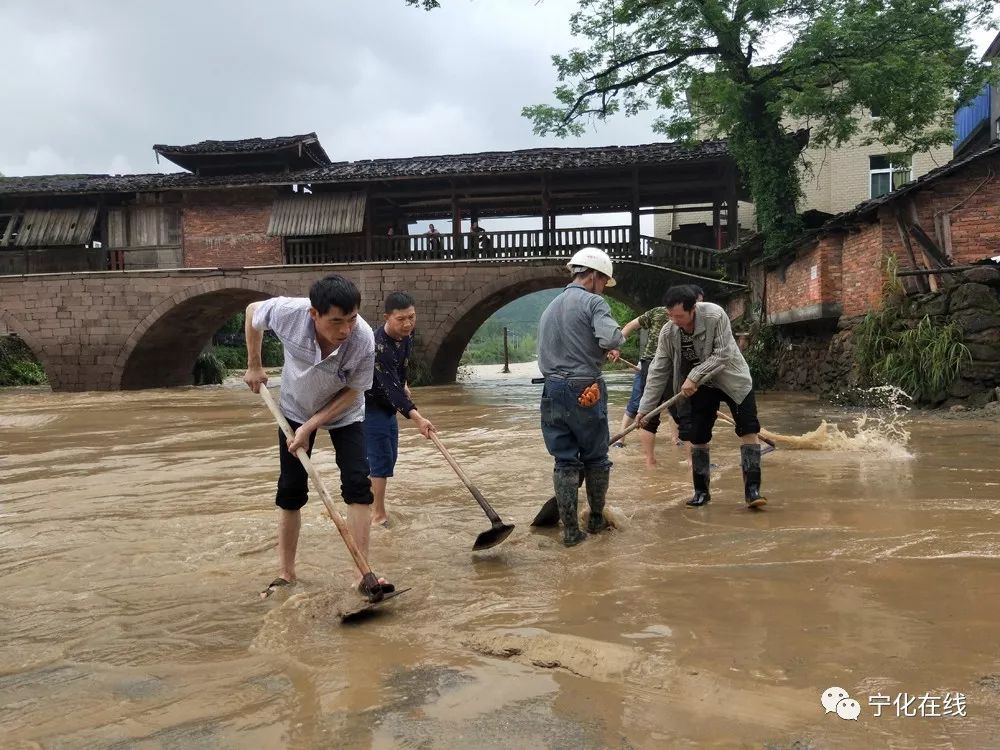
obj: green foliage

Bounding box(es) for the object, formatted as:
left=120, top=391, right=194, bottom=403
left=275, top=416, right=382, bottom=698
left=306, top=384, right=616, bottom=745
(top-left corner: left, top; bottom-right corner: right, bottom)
left=604, top=295, right=642, bottom=365
left=405, top=0, right=997, bottom=262
left=742, top=320, right=780, bottom=391
left=461, top=320, right=539, bottom=365
left=209, top=337, right=283, bottom=369
left=854, top=260, right=971, bottom=405
left=0, top=335, right=47, bottom=386
left=193, top=351, right=227, bottom=385
left=882, top=316, right=969, bottom=403
left=458, top=289, right=639, bottom=366
left=211, top=345, right=248, bottom=370
left=216, top=312, right=245, bottom=337
left=262, top=336, right=284, bottom=367
left=855, top=312, right=970, bottom=403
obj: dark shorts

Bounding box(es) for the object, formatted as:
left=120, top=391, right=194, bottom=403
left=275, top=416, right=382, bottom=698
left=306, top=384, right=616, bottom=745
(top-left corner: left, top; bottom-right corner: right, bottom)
left=638, top=358, right=667, bottom=434
left=275, top=418, right=373, bottom=511
left=673, top=387, right=760, bottom=445
left=365, top=406, right=399, bottom=478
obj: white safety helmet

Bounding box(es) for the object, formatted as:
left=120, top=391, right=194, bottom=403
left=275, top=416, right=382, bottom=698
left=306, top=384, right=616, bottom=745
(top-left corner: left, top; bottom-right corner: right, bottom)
left=566, top=246, right=616, bottom=287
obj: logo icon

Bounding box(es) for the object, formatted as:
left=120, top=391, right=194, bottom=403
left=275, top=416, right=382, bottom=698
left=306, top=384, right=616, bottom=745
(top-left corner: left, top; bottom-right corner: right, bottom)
left=822, top=687, right=859, bottom=720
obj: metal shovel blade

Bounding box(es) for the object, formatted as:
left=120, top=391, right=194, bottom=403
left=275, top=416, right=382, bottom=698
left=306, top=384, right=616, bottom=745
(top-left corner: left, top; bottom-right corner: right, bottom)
left=337, top=588, right=411, bottom=623
left=473, top=521, right=516, bottom=551
left=530, top=496, right=560, bottom=527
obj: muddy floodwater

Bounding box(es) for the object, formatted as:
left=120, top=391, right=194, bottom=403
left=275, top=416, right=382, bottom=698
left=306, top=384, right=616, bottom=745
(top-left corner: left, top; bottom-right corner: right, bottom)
left=2, top=363, right=1000, bottom=749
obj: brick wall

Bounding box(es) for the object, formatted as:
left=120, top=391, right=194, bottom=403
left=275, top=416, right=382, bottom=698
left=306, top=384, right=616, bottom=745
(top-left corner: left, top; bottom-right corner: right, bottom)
left=765, top=234, right=848, bottom=324
left=840, top=224, right=886, bottom=318
left=764, top=152, right=1000, bottom=324
left=899, top=155, right=1000, bottom=265
left=182, top=188, right=282, bottom=267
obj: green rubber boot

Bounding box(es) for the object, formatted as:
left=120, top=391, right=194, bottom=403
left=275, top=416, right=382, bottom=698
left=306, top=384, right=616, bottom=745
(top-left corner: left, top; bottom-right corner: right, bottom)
left=554, top=467, right=587, bottom=546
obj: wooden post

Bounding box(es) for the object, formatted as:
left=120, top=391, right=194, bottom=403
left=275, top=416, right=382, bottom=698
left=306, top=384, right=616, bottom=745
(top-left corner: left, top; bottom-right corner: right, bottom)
left=364, top=190, right=373, bottom=261
left=630, top=167, right=640, bottom=258
left=726, top=169, right=739, bottom=249
left=541, top=176, right=551, bottom=255
left=451, top=187, right=461, bottom=259
left=502, top=327, right=510, bottom=374
left=469, top=206, right=480, bottom=257
left=712, top=199, right=722, bottom=249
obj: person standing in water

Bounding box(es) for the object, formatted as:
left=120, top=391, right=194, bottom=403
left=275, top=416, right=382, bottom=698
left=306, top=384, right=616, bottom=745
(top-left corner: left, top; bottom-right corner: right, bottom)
left=365, top=291, right=436, bottom=527
left=637, top=284, right=767, bottom=509
left=244, top=274, right=393, bottom=599
left=537, top=247, right=624, bottom=546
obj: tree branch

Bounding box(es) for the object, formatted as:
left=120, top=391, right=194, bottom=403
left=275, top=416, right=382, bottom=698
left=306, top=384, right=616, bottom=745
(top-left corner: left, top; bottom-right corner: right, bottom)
left=565, top=47, right=720, bottom=122
left=586, top=45, right=715, bottom=82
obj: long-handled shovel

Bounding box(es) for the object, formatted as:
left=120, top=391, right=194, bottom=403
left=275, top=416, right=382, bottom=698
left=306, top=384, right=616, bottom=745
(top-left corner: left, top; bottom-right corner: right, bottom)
left=530, top=363, right=725, bottom=527
left=428, top=431, right=515, bottom=551
left=257, top=387, right=407, bottom=619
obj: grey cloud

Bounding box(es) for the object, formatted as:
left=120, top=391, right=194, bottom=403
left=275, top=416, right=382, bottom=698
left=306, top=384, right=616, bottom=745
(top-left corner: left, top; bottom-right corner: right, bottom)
left=0, top=0, right=659, bottom=176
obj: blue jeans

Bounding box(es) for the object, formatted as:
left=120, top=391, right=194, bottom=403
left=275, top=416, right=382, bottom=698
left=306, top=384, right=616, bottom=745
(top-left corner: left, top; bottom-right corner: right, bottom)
left=625, top=372, right=642, bottom=417
left=540, top=377, right=611, bottom=471
left=364, top=406, right=399, bottom=478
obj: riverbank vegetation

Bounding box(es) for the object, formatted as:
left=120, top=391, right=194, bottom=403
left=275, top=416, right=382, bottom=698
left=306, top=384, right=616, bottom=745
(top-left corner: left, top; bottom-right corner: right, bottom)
left=853, top=261, right=972, bottom=404
left=0, top=336, right=47, bottom=386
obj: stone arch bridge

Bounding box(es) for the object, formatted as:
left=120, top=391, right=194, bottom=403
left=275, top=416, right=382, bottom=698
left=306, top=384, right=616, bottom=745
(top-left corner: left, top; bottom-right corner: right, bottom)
left=0, top=259, right=742, bottom=391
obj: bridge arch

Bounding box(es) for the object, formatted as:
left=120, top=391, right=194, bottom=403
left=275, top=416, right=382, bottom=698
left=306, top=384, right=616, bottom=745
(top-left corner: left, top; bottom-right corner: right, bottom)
left=424, top=265, right=649, bottom=384
left=114, top=277, right=289, bottom=390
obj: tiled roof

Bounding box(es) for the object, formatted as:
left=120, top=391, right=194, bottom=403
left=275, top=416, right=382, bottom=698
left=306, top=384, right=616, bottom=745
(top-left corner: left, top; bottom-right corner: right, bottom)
left=0, top=140, right=732, bottom=197
left=298, top=139, right=730, bottom=180
left=153, top=133, right=324, bottom=156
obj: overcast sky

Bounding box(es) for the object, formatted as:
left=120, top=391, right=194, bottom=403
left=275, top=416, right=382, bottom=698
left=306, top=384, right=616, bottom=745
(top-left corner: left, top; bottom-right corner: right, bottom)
left=3, top=1, right=995, bottom=179
left=1, top=1, right=997, bottom=240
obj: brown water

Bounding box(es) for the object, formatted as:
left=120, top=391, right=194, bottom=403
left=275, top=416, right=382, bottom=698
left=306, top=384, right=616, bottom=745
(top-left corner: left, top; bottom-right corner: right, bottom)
left=2, top=366, right=1000, bottom=750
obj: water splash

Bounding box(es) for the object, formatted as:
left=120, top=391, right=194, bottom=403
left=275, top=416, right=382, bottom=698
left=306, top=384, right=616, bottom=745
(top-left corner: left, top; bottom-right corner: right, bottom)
left=763, top=386, right=912, bottom=458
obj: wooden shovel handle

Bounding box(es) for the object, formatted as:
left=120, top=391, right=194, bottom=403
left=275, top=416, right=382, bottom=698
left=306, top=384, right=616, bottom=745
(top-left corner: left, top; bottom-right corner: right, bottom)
left=715, top=410, right=776, bottom=447
left=611, top=363, right=725, bottom=444
left=258, top=386, right=373, bottom=578
left=427, top=431, right=502, bottom=524
left=610, top=389, right=685, bottom=445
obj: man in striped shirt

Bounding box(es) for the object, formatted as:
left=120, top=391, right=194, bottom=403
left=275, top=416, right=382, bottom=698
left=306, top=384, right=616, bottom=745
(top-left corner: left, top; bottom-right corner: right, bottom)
left=245, top=274, right=393, bottom=599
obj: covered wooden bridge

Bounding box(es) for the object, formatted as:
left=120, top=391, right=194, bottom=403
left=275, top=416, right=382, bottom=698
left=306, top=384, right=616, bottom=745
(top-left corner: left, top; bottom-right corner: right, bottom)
left=0, top=132, right=748, bottom=280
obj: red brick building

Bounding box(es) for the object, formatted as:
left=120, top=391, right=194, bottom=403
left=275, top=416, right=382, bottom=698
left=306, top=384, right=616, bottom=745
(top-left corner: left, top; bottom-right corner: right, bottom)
left=763, top=143, right=1000, bottom=326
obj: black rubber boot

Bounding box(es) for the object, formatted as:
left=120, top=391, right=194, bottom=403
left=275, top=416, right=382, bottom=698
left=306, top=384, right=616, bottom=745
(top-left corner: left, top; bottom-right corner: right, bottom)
left=554, top=467, right=587, bottom=546
left=741, top=444, right=768, bottom=509
left=686, top=446, right=711, bottom=507
left=584, top=466, right=611, bottom=533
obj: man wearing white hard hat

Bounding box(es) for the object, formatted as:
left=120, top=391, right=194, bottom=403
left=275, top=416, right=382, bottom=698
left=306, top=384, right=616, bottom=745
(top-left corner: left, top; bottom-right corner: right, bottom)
left=536, top=247, right=625, bottom=546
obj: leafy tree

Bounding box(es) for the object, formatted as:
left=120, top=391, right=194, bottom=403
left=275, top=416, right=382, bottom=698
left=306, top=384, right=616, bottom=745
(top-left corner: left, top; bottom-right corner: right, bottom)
left=407, top=0, right=995, bottom=260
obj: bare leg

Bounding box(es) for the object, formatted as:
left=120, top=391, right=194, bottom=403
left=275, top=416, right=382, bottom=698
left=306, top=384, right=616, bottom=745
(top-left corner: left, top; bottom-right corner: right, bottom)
left=639, top=427, right=657, bottom=468
left=370, top=477, right=388, bottom=526
left=347, top=503, right=372, bottom=587
left=614, top=413, right=633, bottom=446
left=277, top=509, right=301, bottom=582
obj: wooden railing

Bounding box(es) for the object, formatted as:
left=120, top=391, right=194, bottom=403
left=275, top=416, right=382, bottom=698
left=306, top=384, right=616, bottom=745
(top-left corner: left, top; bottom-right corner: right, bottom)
left=0, top=246, right=182, bottom=275
left=284, top=225, right=737, bottom=279
left=1, top=227, right=742, bottom=283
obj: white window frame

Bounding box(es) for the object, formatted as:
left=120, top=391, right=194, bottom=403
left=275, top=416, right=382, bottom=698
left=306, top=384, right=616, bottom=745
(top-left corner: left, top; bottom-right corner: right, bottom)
left=869, top=156, right=912, bottom=199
